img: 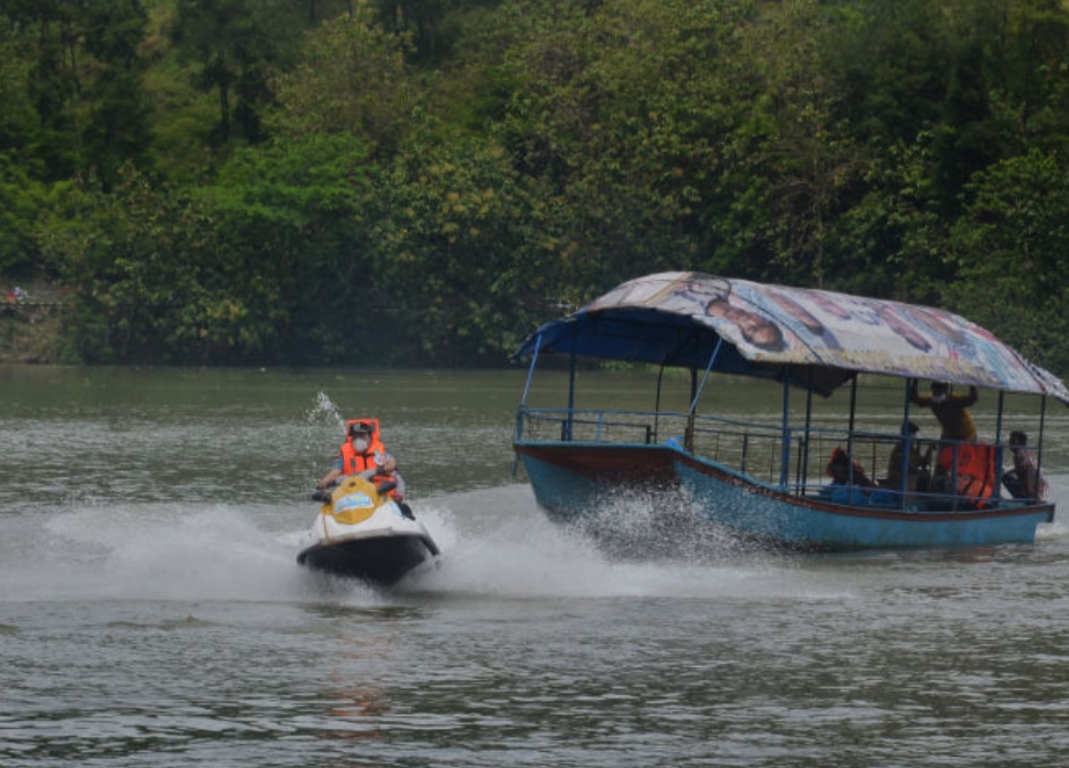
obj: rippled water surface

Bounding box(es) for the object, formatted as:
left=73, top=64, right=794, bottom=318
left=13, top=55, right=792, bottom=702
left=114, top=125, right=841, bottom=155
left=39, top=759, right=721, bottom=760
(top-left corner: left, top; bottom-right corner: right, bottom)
left=3, top=366, right=1069, bottom=767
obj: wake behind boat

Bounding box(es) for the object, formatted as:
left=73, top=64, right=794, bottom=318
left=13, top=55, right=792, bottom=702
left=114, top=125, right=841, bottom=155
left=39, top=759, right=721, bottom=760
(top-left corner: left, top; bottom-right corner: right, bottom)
left=512, top=272, right=1068, bottom=551
left=296, top=472, right=440, bottom=585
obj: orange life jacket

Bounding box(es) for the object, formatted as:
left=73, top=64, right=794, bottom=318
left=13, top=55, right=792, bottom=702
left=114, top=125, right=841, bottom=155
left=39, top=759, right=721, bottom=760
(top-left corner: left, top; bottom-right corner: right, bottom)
left=339, top=437, right=388, bottom=476
left=340, top=417, right=385, bottom=475
left=338, top=417, right=401, bottom=499
left=937, top=443, right=996, bottom=508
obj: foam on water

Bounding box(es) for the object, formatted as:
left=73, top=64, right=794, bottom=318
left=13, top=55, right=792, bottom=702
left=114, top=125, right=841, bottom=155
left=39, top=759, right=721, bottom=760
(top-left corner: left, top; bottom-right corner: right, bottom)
left=11, top=470, right=1069, bottom=608
left=0, top=502, right=334, bottom=604
left=412, top=486, right=855, bottom=602
left=0, top=483, right=852, bottom=607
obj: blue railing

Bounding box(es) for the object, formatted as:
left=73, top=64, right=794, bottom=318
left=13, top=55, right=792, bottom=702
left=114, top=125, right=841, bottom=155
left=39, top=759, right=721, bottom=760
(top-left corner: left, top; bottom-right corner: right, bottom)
left=516, top=405, right=804, bottom=488
left=515, top=406, right=1030, bottom=510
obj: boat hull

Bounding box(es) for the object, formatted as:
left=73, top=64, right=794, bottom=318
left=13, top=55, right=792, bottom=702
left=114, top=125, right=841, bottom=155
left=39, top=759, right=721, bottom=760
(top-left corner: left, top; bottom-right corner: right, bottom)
left=514, top=442, right=677, bottom=523
left=675, top=452, right=1053, bottom=549
left=297, top=533, right=437, bottom=585
left=517, top=441, right=1054, bottom=550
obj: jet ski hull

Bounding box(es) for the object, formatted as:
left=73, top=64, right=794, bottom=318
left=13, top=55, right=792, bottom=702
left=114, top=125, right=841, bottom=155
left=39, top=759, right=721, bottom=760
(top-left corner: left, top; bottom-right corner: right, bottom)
left=297, top=532, right=437, bottom=585
left=297, top=473, right=440, bottom=586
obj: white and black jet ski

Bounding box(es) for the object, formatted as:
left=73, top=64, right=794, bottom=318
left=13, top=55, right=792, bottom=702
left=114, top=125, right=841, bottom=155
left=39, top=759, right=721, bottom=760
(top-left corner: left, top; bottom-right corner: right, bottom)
left=296, top=471, right=439, bottom=586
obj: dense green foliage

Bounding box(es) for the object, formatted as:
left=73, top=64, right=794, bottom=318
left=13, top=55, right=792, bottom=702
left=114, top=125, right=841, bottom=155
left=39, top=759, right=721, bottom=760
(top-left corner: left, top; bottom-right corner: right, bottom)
left=4, top=0, right=1069, bottom=371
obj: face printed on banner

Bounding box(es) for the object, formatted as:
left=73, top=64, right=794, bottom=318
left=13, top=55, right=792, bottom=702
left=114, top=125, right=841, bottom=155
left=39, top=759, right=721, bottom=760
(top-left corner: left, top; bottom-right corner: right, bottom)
left=876, top=305, right=931, bottom=352
left=706, top=297, right=786, bottom=352
left=802, top=289, right=852, bottom=321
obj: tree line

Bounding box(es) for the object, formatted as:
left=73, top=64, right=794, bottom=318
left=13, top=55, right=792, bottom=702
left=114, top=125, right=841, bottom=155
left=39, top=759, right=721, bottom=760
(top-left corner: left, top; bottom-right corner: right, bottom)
left=3, top=0, right=1069, bottom=372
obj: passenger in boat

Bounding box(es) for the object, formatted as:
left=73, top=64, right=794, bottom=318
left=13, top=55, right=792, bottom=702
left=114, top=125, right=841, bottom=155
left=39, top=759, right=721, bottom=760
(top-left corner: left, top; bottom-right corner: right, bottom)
left=912, top=381, right=1003, bottom=507
left=1002, top=430, right=1048, bottom=500
left=885, top=421, right=932, bottom=493
left=909, top=380, right=978, bottom=443
left=825, top=447, right=876, bottom=488
left=915, top=380, right=979, bottom=498
left=317, top=420, right=409, bottom=505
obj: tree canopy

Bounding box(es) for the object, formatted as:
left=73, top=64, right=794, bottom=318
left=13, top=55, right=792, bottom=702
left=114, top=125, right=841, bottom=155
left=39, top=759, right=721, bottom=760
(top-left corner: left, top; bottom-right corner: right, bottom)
left=4, top=0, right=1069, bottom=373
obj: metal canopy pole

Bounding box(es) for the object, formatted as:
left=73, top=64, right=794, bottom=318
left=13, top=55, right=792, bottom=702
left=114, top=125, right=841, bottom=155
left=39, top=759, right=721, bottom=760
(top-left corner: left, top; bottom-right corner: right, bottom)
left=1036, top=395, right=1048, bottom=489
left=780, top=370, right=790, bottom=488
left=889, top=380, right=915, bottom=509
left=688, top=337, right=723, bottom=415
left=846, top=374, right=858, bottom=486
left=684, top=337, right=723, bottom=453
left=654, top=363, right=666, bottom=444
left=995, top=390, right=1005, bottom=444
left=993, top=390, right=1006, bottom=496
left=896, top=378, right=914, bottom=508
left=568, top=344, right=577, bottom=444
left=519, top=333, right=542, bottom=407
left=515, top=333, right=543, bottom=445
left=800, top=367, right=814, bottom=494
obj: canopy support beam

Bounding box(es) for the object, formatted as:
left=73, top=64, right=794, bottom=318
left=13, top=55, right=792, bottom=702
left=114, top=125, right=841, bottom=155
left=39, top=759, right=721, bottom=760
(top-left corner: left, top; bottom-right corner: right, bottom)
left=685, top=337, right=724, bottom=452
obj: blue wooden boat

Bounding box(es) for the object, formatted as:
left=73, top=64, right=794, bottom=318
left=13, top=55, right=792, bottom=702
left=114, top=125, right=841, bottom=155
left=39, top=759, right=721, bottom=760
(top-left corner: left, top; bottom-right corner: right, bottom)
left=512, top=272, right=1067, bottom=550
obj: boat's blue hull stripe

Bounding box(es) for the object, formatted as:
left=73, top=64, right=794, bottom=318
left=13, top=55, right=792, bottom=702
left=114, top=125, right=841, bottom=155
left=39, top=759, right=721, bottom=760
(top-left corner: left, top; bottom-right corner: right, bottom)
left=515, top=442, right=1053, bottom=549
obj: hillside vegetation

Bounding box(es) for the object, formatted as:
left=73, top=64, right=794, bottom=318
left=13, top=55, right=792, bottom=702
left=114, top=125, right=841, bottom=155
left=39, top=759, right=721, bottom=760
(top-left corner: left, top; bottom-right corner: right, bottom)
left=3, top=0, right=1069, bottom=372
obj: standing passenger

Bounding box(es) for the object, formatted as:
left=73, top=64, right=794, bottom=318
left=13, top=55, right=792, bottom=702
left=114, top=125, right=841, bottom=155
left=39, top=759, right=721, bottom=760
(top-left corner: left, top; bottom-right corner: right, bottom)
left=909, top=380, right=978, bottom=443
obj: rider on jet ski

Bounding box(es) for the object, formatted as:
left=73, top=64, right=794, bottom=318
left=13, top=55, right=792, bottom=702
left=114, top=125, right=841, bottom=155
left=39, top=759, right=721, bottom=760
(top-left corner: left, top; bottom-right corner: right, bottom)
left=317, top=418, right=408, bottom=503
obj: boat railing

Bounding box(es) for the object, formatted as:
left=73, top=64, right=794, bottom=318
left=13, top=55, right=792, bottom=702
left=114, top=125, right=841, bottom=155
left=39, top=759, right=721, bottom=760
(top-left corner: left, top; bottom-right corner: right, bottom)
left=516, top=406, right=1026, bottom=510
left=687, top=416, right=1016, bottom=509
left=516, top=406, right=808, bottom=483
left=516, top=406, right=688, bottom=445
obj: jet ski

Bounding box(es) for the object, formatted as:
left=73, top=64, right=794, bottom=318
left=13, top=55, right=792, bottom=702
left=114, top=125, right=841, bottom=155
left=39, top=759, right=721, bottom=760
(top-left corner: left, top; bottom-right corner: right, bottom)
left=296, top=471, right=440, bottom=586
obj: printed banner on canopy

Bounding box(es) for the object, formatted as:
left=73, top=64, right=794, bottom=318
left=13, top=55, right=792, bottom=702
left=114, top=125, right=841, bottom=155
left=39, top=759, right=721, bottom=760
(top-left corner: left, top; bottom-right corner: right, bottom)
left=549, top=271, right=1069, bottom=402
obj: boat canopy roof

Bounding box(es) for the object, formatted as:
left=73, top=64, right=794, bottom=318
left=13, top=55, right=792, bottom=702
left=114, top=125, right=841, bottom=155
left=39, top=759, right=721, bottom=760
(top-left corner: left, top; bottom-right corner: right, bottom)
left=512, top=272, right=1069, bottom=404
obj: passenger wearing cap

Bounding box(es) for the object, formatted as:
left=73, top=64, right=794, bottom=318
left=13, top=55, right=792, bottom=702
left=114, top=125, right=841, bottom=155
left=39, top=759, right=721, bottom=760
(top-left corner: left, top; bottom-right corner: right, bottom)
left=317, top=418, right=406, bottom=501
